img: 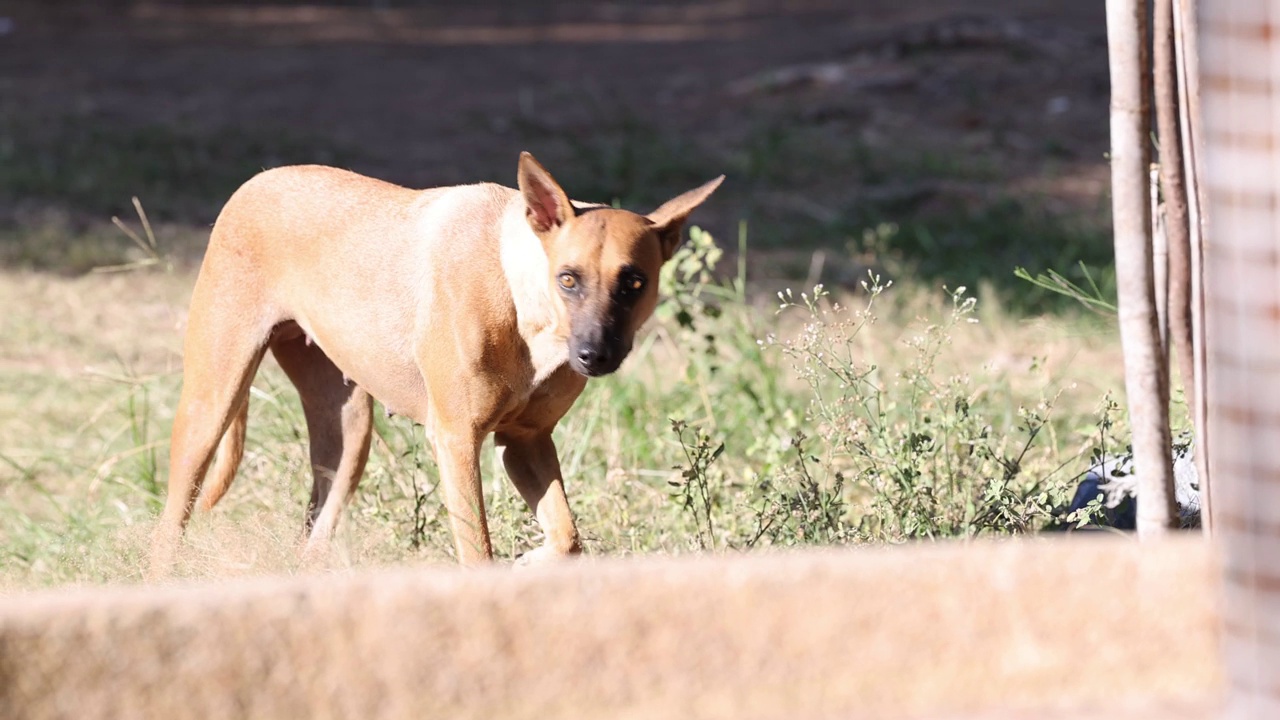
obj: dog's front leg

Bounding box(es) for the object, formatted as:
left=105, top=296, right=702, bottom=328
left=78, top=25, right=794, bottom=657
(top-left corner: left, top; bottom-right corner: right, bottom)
left=431, top=429, right=494, bottom=564
left=496, top=431, right=581, bottom=565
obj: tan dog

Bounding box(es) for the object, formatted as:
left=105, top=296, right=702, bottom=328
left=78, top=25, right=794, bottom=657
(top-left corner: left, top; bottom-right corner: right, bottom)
left=149, top=152, right=722, bottom=573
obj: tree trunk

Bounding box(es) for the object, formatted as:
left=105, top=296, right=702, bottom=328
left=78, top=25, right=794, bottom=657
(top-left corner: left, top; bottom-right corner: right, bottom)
left=1105, top=0, right=1178, bottom=535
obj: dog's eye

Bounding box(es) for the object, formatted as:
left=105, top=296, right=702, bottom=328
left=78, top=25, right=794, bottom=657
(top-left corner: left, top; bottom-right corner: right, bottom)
left=558, top=273, right=578, bottom=291
left=620, top=273, right=646, bottom=295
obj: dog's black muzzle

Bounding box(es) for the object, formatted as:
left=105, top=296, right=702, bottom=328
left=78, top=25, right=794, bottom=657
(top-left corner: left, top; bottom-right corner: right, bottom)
left=568, top=334, right=629, bottom=377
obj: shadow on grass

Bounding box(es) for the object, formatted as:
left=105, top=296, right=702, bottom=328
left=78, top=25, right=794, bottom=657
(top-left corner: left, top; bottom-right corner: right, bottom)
left=0, top=115, right=354, bottom=221
left=855, top=195, right=1115, bottom=316
left=1, top=109, right=1113, bottom=314
left=0, top=114, right=356, bottom=272
left=513, top=105, right=1113, bottom=314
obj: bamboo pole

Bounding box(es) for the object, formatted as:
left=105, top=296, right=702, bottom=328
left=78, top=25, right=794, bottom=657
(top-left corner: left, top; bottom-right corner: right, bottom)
left=1105, top=0, right=1177, bottom=535
left=1153, top=0, right=1195, bottom=421
left=1172, top=0, right=1211, bottom=532
left=1150, top=166, right=1169, bottom=358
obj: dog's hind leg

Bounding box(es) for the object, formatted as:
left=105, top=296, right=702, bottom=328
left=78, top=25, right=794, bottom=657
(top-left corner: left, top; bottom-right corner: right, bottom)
left=269, top=334, right=373, bottom=564
left=150, top=281, right=271, bottom=578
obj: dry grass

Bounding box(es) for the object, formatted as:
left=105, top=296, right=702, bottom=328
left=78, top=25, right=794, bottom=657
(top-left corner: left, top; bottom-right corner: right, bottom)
left=0, top=240, right=1128, bottom=591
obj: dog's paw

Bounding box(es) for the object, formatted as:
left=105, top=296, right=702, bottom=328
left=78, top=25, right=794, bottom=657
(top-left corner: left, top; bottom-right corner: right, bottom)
left=298, top=535, right=336, bottom=572
left=514, top=544, right=579, bottom=568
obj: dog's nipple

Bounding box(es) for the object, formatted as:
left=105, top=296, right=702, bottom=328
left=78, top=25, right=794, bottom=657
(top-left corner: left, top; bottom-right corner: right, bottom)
left=304, top=334, right=314, bottom=347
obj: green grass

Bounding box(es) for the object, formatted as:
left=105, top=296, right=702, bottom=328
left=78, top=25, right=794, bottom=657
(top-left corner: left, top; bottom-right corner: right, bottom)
left=858, top=195, right=1116, bottom=315
left=0, top=228, right=1126, bottom=590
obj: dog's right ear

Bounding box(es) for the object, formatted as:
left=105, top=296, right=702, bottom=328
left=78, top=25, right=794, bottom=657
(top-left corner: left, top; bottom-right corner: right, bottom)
left=647, top=175, right=724, bottom=261
left=517, top=152, right=575, bottom=239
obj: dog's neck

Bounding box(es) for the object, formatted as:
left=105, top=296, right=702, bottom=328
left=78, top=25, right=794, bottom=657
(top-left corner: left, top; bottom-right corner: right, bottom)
left=500, top=202, right=571, bottom=386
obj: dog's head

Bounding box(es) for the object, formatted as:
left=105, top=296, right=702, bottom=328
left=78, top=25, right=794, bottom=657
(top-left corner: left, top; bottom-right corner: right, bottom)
left=517, top=151, right=723, bottom=377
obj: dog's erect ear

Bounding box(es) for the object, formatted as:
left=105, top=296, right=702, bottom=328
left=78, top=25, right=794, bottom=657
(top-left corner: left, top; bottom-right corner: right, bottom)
left=518, top=151, right=575, bottom=238
left=647, top=175, right=725, bottom=261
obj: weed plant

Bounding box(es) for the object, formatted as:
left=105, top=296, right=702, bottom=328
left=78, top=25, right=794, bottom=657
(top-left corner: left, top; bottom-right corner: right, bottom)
left=660, top=230, right=1103, bottom=551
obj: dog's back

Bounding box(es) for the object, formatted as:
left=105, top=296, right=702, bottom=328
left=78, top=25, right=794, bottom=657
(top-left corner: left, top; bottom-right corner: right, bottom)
left=194, top=165, right=520, bottom=421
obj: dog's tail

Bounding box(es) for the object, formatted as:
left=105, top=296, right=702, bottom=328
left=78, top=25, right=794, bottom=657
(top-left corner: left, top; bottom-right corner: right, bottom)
left=199, top=395, right=249, bottom=511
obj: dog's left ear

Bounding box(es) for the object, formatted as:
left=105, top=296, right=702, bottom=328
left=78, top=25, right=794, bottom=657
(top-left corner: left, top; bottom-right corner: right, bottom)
left=518, top=151, right=576, bottom=240
left=647, top=175, right=725, bottom=261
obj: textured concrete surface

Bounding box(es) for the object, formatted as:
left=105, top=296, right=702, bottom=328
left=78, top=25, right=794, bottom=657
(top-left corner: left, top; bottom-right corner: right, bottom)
left=0, top=536, right=1220, bottom=719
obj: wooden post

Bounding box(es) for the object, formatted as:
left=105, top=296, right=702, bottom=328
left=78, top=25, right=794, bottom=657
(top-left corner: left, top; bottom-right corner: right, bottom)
left=1154, top=0, right=1195, bottom=422
left=1172, top=0, right=1212, bottom=532
left=1105, top=0, right=1178, bottom=535
left=1151, top=165, right=1169, bottom=357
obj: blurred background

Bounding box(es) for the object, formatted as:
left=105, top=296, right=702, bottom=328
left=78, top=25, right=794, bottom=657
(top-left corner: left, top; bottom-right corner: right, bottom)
left=0, top=0, right=1110, bottom=309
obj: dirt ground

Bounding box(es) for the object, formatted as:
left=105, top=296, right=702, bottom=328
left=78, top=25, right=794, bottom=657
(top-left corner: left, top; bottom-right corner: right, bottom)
left=0, top=0, right=1112, bottom=298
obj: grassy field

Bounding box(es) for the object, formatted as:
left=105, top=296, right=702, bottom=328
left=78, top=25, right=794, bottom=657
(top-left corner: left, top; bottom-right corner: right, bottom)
left=0, top=2, right=1140, bottom=590
left=0, top=220, right=1132, bottom=590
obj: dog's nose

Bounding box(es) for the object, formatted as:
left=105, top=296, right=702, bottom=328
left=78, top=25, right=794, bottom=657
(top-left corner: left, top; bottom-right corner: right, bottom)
left=576, top=345, right=612, bottom=372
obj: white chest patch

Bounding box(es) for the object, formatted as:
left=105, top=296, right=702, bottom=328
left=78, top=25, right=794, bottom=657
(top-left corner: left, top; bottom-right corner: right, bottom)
left=500, top=211, right=569, bottom=388
left=526, top=329, right=570, bottom=387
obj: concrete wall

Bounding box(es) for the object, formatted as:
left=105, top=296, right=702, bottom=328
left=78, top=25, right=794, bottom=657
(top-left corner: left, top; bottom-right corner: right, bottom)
left=0, top=537, right=1218, bottom=719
